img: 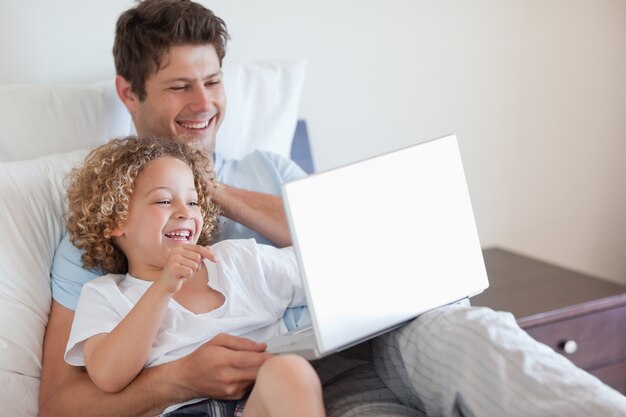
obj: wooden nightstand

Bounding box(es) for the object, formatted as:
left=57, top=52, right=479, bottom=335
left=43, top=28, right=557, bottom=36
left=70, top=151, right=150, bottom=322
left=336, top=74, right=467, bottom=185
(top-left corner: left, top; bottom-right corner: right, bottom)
left=472, top=247, right=626, bottom=394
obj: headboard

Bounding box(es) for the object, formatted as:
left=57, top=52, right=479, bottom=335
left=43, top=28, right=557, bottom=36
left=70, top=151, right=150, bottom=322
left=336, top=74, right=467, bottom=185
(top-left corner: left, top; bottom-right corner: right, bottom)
left=291, top=120, right=315, bottom=174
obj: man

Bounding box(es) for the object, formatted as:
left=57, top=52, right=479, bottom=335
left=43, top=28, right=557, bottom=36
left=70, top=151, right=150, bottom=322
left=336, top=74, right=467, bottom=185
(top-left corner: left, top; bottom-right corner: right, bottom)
left=40, top=1, right=626, bottom=416
left=40, top=3, right=299, bottom=416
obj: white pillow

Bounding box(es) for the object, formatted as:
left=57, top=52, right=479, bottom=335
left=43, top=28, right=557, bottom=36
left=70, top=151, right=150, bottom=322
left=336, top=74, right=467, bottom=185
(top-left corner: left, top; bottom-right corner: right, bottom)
left=0, top=81, right=132, bottom=162
left=0, top=60, right=306, bottom=162
left=0, top=371, right=39, bottom=417
left=0, top=150, right=87, bottom=382
left=218, top=59, right=306, bottom=159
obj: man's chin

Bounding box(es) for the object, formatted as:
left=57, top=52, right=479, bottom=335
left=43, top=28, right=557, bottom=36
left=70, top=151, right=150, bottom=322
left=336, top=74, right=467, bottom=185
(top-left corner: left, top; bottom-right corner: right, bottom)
left=196, top=135, right=216, bottom=153
left=175, top=130, right=216, bottom=152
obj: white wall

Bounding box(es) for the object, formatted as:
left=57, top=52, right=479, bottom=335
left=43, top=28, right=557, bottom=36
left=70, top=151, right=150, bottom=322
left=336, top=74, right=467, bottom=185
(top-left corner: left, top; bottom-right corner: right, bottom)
left=2, top=0, right=626, bottom=284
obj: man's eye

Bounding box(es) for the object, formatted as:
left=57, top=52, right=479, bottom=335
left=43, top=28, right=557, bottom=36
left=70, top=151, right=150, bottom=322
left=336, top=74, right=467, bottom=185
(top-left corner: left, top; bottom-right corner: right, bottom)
left=170, top=86, right=187, bottom=91
left=206, top=80, right=221, bottom=87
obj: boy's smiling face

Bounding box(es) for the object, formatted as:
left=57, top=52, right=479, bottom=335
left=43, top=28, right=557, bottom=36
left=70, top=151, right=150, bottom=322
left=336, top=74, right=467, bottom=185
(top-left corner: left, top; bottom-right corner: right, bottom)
left=111, top=156, right=203, bottom=279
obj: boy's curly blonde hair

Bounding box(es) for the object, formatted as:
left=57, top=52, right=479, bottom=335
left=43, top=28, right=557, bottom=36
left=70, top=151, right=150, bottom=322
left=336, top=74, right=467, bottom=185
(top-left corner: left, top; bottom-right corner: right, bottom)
left=66, top=136, right=221, bottom=274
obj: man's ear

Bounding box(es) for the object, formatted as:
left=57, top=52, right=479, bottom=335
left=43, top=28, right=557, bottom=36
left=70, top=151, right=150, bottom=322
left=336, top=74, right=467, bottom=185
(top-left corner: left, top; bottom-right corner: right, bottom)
left=115, top=75, right=140, bottom=114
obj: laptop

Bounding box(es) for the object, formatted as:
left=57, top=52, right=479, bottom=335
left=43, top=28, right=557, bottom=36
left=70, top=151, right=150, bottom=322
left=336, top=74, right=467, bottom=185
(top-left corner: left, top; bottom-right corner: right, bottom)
left=265, top=134, right=489, bottom=360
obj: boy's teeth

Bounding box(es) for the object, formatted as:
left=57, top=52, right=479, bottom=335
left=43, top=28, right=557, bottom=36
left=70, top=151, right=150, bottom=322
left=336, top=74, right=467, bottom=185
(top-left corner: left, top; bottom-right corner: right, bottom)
left=165, top=230, right=191, bottom=239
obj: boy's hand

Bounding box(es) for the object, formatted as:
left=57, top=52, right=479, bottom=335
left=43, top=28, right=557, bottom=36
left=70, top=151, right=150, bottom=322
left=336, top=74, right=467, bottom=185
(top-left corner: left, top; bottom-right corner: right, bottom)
left=159, top=244, right=216, bottom=293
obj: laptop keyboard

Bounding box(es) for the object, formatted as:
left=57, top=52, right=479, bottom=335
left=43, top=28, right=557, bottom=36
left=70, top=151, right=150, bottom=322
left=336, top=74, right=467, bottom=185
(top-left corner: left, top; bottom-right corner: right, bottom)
left=265, top=326, right=314, bottom=352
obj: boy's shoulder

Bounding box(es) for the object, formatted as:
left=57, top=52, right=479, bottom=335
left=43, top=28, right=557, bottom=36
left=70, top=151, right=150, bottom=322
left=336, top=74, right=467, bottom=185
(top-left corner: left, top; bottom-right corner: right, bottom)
left=211, top=238, right=259, bottom=258
left=83, top=273, right=126, bottom=291
left=210, top=239, right=295, bottom=273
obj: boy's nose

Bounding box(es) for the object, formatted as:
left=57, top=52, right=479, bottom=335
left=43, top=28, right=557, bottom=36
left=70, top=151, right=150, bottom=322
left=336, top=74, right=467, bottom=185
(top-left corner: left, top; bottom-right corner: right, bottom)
left=174, top=202, right=192, bottom=219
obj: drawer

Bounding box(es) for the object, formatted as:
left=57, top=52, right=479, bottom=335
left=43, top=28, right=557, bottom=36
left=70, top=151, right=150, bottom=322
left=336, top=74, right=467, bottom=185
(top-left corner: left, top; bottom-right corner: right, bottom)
left=524, top=304, right=626, bottom=370
left=591, top=361, right=626, bottom=395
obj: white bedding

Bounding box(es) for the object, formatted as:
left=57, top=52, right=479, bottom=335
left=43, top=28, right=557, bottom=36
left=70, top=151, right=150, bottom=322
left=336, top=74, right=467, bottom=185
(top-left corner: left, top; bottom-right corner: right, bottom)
left=0, top=371, right=39, bottom=417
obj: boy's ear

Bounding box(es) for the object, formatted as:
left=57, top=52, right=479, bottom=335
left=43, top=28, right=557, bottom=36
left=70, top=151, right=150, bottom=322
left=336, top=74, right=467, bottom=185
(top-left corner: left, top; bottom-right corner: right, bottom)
left=115, top=75, right=140, bottom=114
left=108, top=223, right=125, bottom=238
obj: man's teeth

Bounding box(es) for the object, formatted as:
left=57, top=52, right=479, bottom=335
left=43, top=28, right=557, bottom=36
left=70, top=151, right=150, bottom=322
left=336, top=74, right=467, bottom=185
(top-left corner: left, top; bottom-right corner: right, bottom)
left=179, top=120, right=209, bottom=129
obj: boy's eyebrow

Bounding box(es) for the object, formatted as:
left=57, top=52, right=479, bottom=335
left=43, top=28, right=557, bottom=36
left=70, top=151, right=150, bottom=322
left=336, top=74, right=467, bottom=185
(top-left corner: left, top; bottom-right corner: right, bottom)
left=145, top=186, right=198, bottom=195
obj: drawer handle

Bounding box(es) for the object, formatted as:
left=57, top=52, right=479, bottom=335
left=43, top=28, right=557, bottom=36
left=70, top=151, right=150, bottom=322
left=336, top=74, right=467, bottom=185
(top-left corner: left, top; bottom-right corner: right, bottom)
left=558, top=340, right=578, bottom=355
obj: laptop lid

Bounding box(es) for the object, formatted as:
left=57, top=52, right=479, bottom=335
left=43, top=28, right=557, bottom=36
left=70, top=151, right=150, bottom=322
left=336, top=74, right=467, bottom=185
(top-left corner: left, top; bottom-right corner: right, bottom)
left=281, top=134, right=489, bottom=355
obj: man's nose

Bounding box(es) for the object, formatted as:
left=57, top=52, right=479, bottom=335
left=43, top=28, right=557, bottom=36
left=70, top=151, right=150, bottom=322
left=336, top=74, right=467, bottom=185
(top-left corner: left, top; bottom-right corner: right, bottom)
left=190, top=84, right=211, bottom=113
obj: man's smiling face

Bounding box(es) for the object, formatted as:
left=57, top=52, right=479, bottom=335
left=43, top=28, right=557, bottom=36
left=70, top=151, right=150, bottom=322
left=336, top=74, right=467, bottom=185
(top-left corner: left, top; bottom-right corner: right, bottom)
left=124, top=43, right=226, bottom=152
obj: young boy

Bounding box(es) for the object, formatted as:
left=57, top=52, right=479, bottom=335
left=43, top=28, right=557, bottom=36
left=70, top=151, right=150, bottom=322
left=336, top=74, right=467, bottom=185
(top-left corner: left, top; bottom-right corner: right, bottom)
left=63, top=136, right=325, bottom=417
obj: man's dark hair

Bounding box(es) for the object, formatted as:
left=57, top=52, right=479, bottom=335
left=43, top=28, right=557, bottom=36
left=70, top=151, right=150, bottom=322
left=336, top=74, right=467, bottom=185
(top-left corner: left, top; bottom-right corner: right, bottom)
left=113, top=0, right=229, bottom=100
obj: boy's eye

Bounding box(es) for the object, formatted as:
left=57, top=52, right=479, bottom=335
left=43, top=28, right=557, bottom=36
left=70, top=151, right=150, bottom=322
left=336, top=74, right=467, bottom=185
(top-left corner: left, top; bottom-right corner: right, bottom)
left=188, top=201, right=199, bottom=207
left=156, top=200, right=171, bottom=205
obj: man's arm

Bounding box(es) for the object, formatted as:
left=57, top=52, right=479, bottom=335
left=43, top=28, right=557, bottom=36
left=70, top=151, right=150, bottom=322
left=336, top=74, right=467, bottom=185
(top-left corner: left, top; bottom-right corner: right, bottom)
left=40, top=301, right=271, bottom=417
left=212, top=184, right=292, bottom=248
left=212, top=151, right=308, bottom=248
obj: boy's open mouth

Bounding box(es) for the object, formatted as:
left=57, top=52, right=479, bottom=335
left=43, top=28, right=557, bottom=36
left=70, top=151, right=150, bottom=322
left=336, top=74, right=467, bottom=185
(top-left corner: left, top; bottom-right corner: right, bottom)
left=164, top=229, right=193, bottom=241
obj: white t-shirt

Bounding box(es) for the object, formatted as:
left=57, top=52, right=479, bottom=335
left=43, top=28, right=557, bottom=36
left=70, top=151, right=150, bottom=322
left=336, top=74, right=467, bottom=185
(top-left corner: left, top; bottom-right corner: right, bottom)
left=65, top=239, right=305, bottom=368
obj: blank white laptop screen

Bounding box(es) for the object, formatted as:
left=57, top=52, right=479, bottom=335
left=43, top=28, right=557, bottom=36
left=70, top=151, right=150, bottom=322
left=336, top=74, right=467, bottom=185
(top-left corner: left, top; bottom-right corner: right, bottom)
left=269, top=134, right=489, bottom=358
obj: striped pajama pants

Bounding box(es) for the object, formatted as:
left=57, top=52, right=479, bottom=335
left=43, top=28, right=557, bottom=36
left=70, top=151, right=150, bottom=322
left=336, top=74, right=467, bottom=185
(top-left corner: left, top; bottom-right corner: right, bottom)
left=318, top=303, right=626, bottom=417
left=164, top=303, right=626, bottom=416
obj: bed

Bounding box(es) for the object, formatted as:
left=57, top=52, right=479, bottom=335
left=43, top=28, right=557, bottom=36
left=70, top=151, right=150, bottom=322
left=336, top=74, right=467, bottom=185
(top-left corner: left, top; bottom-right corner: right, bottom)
left=0, top=59, right=312, bottom=416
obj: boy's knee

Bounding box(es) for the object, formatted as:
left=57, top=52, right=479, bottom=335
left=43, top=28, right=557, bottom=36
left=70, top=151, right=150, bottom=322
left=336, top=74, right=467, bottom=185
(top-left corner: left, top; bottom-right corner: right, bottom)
left=259, top=354, right=321, bottom=392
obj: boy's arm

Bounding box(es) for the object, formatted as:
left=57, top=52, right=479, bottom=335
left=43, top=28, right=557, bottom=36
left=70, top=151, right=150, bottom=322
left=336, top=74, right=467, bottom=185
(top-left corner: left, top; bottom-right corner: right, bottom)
left=75, top=244, right=235, bottom=394
left=40, top=301, right=176, bottom=417
left=82, top=284, right=172, bottom=393
left=40, top=301, right=271, bottom=417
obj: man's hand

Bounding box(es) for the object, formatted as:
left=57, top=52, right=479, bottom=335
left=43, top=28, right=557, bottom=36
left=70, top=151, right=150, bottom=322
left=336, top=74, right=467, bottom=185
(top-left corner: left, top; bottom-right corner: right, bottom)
left=174, top=333, right=272, bottom=399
